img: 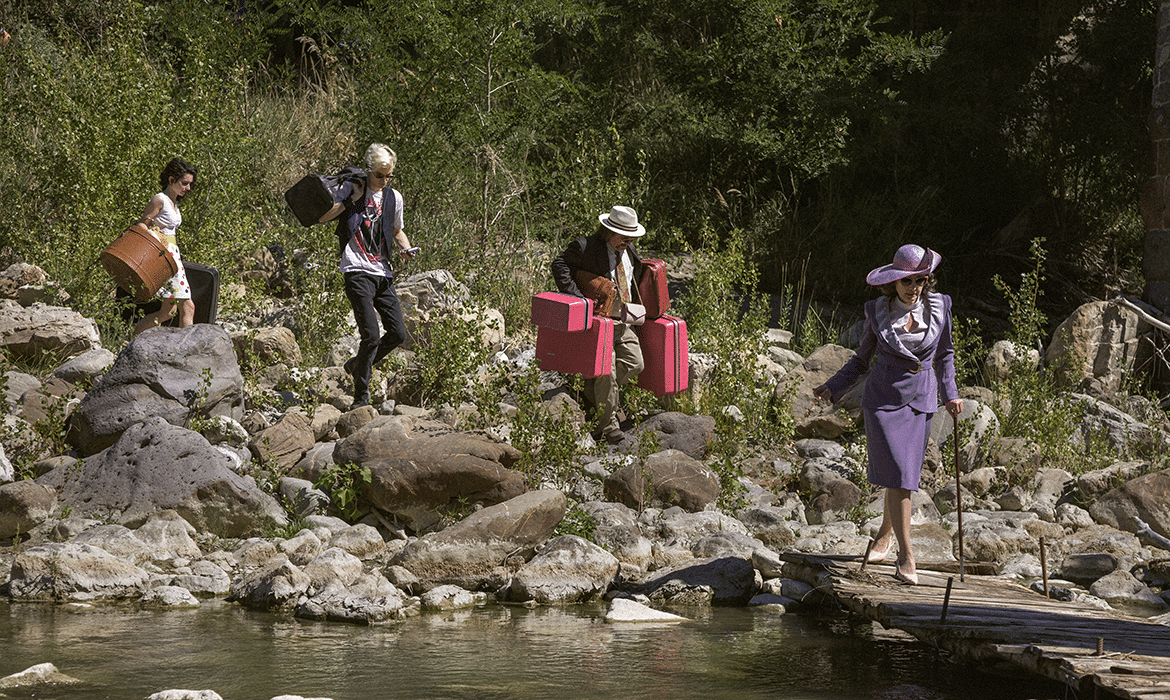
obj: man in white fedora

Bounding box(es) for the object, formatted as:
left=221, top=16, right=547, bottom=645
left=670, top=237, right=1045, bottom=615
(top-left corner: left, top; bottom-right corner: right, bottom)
left=551, top=205, right=647, bottom=443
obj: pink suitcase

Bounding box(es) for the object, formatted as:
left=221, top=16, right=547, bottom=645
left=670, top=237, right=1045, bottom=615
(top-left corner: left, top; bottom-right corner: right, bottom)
left=638, top=258, right=670, bottom=319
left=531, top=292, right=593, bottom=331
left=536, top=316, right=614, bottom=378
left=636, top=315, right=688, bottom=395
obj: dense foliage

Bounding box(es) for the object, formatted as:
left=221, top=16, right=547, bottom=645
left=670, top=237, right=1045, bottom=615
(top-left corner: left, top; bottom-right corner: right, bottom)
left=0, top=0, right=1156, bottom=347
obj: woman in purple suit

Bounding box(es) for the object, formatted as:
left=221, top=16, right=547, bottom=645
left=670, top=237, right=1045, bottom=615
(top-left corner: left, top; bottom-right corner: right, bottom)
left=814, top=244, right=963, bottom=585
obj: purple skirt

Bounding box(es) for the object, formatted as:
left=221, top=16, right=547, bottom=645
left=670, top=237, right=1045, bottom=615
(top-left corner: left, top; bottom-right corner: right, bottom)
left=863, top=405, right=932, bottom=491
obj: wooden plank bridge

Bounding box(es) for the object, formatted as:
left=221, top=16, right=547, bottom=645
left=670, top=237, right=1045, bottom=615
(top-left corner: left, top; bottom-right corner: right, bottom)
left=780, top=553, right=1170, bottom=700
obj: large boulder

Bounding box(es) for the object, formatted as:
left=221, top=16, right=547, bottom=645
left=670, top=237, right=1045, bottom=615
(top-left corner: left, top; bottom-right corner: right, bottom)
left=629, top=555, right=757, bottom=605
left=788, top=344, right=862, bottom=439
left=928, top=398, right=999, bottom=473
left=1089, top=469, right=1170, bottom=539
left=0, top=480, right=57, bottom=538
left=339, top=417, right=526, bottom=531
left=506, top=535, right=620, bottom=604
left=67, top=325, right=245, bottom=456
left=40, top=417, right=286, bottom=536
left=603, top=449, right=720, bottom=512
left=1045, top=300, right=1154, bottom=394
left=0, top=303, right=100, bottom=361
left=389, top=489, right=567, bottom=591
left=7, top=542, right=150, bottom=601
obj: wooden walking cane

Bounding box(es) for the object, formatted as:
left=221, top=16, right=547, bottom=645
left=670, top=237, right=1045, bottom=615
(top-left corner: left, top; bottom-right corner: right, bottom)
left=954, top=411, right=965, bottom=582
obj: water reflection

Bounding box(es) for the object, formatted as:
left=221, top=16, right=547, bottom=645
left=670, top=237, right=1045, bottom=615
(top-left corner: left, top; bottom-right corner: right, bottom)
left=0, top=600, right=1063, bottom=700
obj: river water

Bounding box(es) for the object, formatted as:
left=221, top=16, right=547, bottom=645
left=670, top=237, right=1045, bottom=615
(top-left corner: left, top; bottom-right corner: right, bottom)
left=0, top=599, right=1063, bottom=700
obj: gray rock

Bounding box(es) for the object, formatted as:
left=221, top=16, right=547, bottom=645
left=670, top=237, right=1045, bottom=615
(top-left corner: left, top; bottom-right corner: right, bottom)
left=148, top=691, right=224, bottom=700
left=72, top=524, right=152, bottom=565
left=1075, top=461, right=1150, bottom=501
left=1088, top=570, right=1169, bottom=609
left=135, top=510, right=203, bottom=562
left=604, top=449, right=720, bottom=512
left=1059, top=553, right=1119, bottom=585
left=788, top=344, right=862, bottom=439
left=3, top=370, right=40, bottom=409
left=52, top=348, right=116, bottom=383
left=343, top=418, right=525, bottom=531
left=635, top=412, right=717, bottom=460
left=736, top=507, right=798, bottom=551
left=297, top=572, right=407, bottom=623
left=8, top=542, right=150, bottom=601
left=170, top=560, right=231, bottom=597
left=632, top=555, right=757, bottom=605
left=230, top=555, right=311, bottom=609
left=794, top=438, right=845, bottom=460
left=327, top=524, right=385, bottom=560
left=142, top=585, right=201, bottom=608
left=0, top=663, right=81, bottom=689
left=604, top=597, right=687, bottom=622
left=1046, top=300, right=1153, bottom=394
left=507, top=535, right=620, bottom=604
left=650, top=509, right=749, bottom=549
left=390, top=490, right=567, bottom=591
left=959, top=515, right=1040, bottom=564
left=41, top=417, right=286, bottom=536
left=1069, top=393, right=1167, bottom=457
left=580, top=501, right=653, bottom=569
left=985, top=340, right=1040, bottom=384
left=419, top=584, right=477, bottom=610
left=248, top=413, right=315, bottom=475
left=67, top=325, right=245, bottom=456
left=276, top=528, right=324, bottom=567
left=692, top=530, right=768, bottom=559
left=0, top=479, right=56, bottom=538
left=0, top=303, right=100, bottom=361
left=231, top=326, right=302, bottom=367
left=293, top=443, right=336, bottom=483
left=279, top=478, right=331, bottom=519
left=302, top=547, right=364, bottom=590
left=201, top=415, right=250, bottom=447
left=1089, top=468, right=1170, bottom=540
left=929, top=398, right=999, bottom=473
left=0, top=442, right=12, bottom=483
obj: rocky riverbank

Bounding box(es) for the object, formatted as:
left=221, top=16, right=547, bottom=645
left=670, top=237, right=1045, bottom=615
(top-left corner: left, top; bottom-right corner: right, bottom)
left=1, top=261, right=1169, bottom=699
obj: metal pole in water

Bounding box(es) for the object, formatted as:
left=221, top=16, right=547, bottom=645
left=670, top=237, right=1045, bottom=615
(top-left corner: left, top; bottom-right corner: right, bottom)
left=1040, top=536, right=1049, bottom=599
left=940, top=577, right=954, bottom=624
left=953, top=414, right=965, bottom=582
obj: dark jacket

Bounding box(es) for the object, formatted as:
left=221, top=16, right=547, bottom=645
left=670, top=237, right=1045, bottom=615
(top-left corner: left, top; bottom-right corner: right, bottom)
left=333, top=170, right=398, bottom=265
left=821, top=292, right=959, bottom=414
left=551, top=231, right=643, bottom=303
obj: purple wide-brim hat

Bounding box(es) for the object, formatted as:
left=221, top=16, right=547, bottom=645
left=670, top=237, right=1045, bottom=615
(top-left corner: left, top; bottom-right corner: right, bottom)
left=865, top=244, right=942, bottom=286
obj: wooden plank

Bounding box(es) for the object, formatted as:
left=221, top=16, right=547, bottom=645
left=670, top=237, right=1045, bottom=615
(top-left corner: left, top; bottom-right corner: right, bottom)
left=780, top=553, right=1170, bottom=700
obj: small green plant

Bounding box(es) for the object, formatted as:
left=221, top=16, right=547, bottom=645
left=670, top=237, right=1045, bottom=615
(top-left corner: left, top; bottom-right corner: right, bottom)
left=496, top=364, right=589, bottom=490
left=411, top=309, right=496, bottom=409
left=553, top=499, right=598, bottom=540
left=676, top=227, right=795, bottom=455
left=313, top=461, right=372, bottom=522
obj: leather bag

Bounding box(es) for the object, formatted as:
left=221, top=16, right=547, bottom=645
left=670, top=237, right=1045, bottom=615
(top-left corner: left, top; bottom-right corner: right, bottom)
left=574, top=270, right=618, bottom=318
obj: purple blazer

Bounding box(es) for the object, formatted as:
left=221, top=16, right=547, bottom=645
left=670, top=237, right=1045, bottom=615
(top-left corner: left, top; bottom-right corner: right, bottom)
left=820, top=292, right=959, bottom=413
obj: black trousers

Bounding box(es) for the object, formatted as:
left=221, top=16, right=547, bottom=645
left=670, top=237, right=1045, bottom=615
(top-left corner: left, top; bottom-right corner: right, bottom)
left=343, top=271, right=407, bottom=402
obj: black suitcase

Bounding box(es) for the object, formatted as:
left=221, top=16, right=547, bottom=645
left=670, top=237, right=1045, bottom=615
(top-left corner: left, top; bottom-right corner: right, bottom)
left=117, top=261, right=220, bottom=327
left=283, top=166, right=365, bottom=227
left=184, top=261, right=220, bottom=325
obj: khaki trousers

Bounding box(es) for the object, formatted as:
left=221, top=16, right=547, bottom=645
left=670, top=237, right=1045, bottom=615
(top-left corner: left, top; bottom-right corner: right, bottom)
left=587, top=322, right=644, bottom=436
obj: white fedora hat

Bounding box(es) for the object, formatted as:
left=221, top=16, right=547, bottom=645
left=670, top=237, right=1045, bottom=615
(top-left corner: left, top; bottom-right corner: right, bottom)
left=598, top=205, right=646, bottom=237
